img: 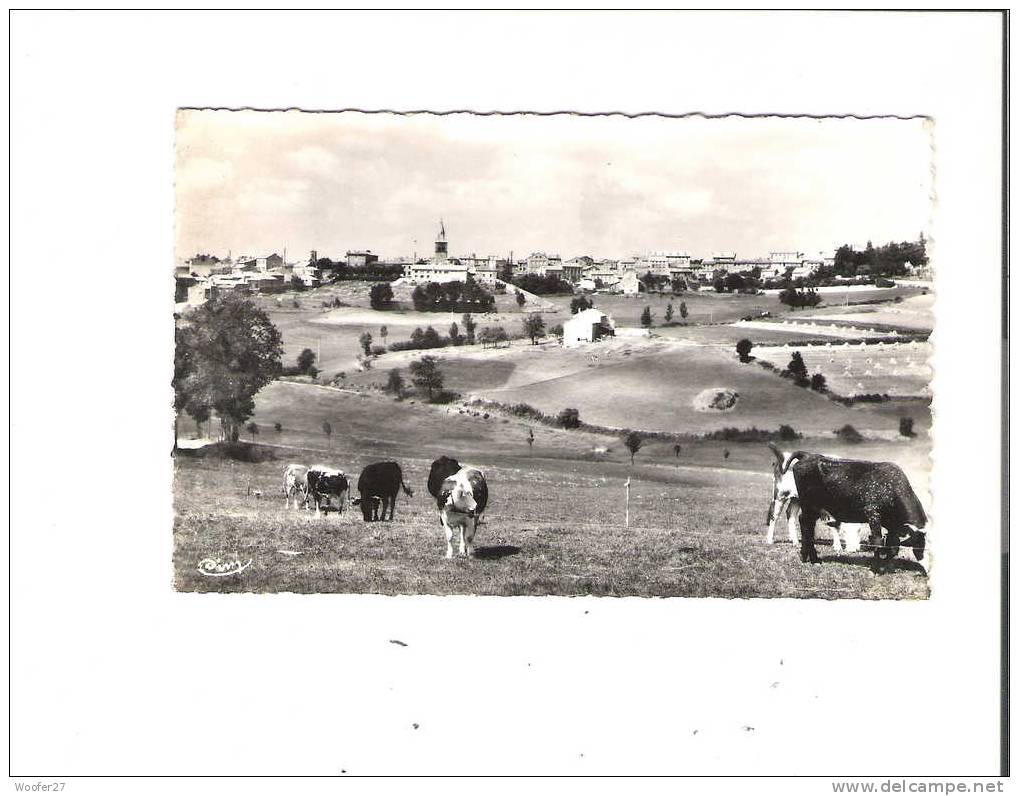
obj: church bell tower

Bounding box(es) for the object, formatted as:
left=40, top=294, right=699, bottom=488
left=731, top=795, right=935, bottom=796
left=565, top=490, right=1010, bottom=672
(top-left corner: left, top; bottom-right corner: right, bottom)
left=434, top=219, right=448, bottom=263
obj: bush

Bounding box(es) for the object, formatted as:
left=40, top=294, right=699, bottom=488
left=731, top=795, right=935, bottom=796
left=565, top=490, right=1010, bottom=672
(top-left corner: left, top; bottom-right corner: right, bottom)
left=411, top=279, right=495, bottom=312
left=735, top=338, right=753, bottom=363
left=370, top=344, right=387, bottom=356
left=778, top=424, right=800, bottom=441
left=558, top=407, right=581, bottom=429
left=834, top=424, right=863, bottom=443
left=779, top=287, right=822, bottom=308
left=369, top=282, right=394, bottom=309
left=810, top=373, right=827, bottom=392
left=509, top=273, right=574, bottom=295
left=899, top=416, right=915, bottom=437
left=570, top=295, right=594, bottom=314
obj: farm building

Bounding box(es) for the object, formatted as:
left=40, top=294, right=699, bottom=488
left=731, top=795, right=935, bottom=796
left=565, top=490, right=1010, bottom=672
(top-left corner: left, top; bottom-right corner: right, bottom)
left=563, top=307, right=616, bottom=348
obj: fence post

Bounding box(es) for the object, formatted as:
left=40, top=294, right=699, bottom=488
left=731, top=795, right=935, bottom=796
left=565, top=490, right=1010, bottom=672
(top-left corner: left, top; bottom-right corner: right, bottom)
left=624, top=477, right=631, bottom=528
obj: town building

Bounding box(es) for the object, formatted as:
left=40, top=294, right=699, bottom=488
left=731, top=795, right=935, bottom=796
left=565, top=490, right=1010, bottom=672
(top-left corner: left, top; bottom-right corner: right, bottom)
left=402, top=221, right=499, bottom=285
left=346, top=250, right=379, bottom=268
left=618, top=270, right=643, bottom=295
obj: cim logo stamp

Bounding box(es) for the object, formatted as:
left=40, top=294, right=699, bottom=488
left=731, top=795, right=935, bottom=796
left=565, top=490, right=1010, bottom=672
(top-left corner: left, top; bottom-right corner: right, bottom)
left=197, top=557, right=252, bottom=577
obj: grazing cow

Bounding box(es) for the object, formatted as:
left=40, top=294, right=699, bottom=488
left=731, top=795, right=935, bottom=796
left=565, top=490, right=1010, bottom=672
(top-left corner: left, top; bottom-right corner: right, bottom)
left=306, top=465, right=350, bottom=516
left=766, top=443, right=927, bottom=573
left=282, top=463, right=310, bottom=510
left=354, top=461, right=414, bottom=522
left=436, top=466, right=489, bottom=558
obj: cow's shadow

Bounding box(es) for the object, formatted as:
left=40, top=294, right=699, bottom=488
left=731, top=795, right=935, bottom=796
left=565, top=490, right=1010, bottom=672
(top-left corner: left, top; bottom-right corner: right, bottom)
left=473, top=545, right=522, bottom=561
left=824, top=553, right=928, bottom=576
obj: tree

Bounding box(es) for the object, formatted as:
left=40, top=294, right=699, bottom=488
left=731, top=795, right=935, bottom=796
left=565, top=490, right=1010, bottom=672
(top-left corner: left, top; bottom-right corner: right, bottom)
left=527, top=427, right=534, bottom=451
left=673, top=443, right=682, bottom=458
left=522, top=312, right=546, bottom=344
left=735, top=338, right=754, bottom=363
left=322, top=420, right=333, bottom=450
left=723, top=448, right=731, bottom=460
left=369, top=282, right=394, bottom=310
left=462, top=313, right=477, bottom=345
left=380, top=325, right=388, bottom=346
left=899, top=416, right=915, bottom=438
left=386, top=368, right=405, bottom=397
left=297, top=347, right=317, bottom=375
left=448, top=321, right=462, bottom=346
left=274, top=421, right=283, bottom=435
left=359, top=331, right=373, bottom=357
left=410, top=355, right=444, bottom=400
left=558, top=407, right=581, bottom=429
left=787, top=351, right=809, bottom=386
left=550, top=323, right=564, bottom=341
left=246, top=421, right=259, bottom=443
left=515, top=290, right=526, bottom=309
left=810, top=373, right=827, bottom=392
left=173, top=294, right=283, bottom=444
left=679, top=301, right=688, bottom=320
left=570, top=295, right=593, bottom=314
left=665, top=302, right=674, bottom=323
left=624, top=431, right=643, bottom=465
left=640, top=305, right=653, bottom=328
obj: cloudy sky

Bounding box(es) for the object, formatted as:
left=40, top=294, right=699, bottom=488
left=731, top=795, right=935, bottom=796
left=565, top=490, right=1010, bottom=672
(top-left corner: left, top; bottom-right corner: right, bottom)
left=175, top=110, right=932, bottom=263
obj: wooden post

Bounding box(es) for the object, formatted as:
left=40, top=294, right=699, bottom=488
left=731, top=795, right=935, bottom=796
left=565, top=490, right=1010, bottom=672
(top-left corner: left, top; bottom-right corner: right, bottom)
left=624, top=477, right=631, bottom=529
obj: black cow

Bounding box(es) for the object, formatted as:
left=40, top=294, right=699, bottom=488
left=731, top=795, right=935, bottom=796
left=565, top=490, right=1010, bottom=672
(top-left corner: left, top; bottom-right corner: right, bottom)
left=354, top=461, right=414, bottom=522
left=306, top=465, right=350, bottom=516
left=767, top=444, right=927, bottom=573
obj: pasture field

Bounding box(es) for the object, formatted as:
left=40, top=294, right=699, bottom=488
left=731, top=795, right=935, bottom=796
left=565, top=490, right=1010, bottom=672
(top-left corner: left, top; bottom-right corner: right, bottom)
left=422, top=338, right=929, bottom=436
left=798, top=292, right=934, bottom=332
left=541, top=285, right=923, bottom=328
left=752, top=341, right=933, bottom=398
left=174, top=384, right=930, bottom=598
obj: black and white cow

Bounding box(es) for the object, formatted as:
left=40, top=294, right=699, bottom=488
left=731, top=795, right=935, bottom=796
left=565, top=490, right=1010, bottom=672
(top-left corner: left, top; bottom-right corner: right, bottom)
left=353, top=461, right=414, bottom=522
left=282, top=463, right=310, bottom=510
left=766, top=443, right=928, bottom=573
left=433, top=461, right=489, bottom=559
left=306, top=465, right=350, bottom=516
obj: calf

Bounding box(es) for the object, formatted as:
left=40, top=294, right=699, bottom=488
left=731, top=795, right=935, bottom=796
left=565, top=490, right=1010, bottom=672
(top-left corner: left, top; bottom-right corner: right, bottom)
left=354, top=461, right=413, bottom=522
left=766, top=443, right=927, bottom=573
left=282, top=463, right=310, bottom=510
left=436, top=466, right=489, bottom=558
left=306, top=465, right=350, bottom=516
left=771, top=498, right=865, bottom=553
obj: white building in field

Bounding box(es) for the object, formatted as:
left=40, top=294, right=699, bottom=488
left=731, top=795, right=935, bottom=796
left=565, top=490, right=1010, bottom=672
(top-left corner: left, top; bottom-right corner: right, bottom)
left=563, top=307, right=616, bottom=348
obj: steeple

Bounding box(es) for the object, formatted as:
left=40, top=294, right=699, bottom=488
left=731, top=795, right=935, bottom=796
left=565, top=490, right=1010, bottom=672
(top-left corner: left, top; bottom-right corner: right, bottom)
left=434, top=218, right=448, bottom=262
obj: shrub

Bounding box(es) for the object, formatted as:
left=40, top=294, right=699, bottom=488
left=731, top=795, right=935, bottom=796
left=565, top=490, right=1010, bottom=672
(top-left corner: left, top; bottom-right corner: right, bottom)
left=369, top=282, right=394, bottom=310
left=558, top=407, right=581, bottom=429
left=810, top=373, right=827, bottom=392
left=370, top=344, right=387, bottom=356
left=735, top=338, right=753, bottom=363
left=899, top=416, right=915, bottom=437
left=570, top=295, right=594, bottom=314
left=386, top=369, right=405, bottom=396
left=778, top=424, right=800, bottom=441
left=834, top=424, right=863, bottom=443
left=640, top=306, right=653, bottom=327
left=509, top=273, right=574, bottom=295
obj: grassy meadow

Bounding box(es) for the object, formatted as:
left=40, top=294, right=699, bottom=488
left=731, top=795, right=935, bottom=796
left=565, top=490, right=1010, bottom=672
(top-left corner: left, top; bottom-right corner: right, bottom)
left=175, top=279, right=933, bottom=598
